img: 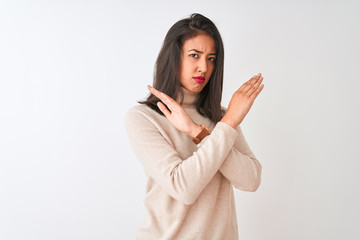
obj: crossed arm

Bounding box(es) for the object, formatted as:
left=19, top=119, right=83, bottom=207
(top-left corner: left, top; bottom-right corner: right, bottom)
left=147, top=73, right=264, bottom=191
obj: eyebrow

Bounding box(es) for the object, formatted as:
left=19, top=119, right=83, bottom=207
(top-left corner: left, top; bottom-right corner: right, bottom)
left=188, top=49, right=216, bottom=55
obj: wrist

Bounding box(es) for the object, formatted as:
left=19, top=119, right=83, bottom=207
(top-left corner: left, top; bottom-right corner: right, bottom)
left=220, top=115, right=239, bottom=129
left=188, top=123, right=203, bottom=138
left=192, top=124, right=211, bottom=144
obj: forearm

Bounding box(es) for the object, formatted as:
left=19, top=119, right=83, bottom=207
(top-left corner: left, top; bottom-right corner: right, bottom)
left=214, top=124, right=262, bottom=191
left=125, top=109, right=239, bottom=205
left=219, top=150, right=262, bottom=191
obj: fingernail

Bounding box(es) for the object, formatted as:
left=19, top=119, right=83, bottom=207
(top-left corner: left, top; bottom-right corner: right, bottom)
left=257, top=73, right=261, bottom=76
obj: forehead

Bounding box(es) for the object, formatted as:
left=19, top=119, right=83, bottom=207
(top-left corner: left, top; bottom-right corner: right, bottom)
left=182, top=33, right=216, bottom=53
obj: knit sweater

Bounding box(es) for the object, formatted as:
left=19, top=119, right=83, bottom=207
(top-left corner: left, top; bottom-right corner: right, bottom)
left=124, top=87, right=262, bottom=240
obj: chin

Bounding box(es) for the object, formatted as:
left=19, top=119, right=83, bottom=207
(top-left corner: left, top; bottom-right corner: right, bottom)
left=188, top=87, right=203, bottom=93
left=186, top=84, right=207, bottom=93
left=181, top=81, right=209, bottom=93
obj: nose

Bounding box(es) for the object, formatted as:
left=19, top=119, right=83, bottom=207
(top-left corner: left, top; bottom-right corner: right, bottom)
left=197, top=58, right=208, bottom=74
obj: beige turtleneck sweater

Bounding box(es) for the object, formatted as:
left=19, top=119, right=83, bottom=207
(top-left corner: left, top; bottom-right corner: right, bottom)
left=124, top=87, right=262, bottom=240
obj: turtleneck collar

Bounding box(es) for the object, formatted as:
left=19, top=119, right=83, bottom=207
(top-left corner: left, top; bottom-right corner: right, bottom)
left=175, top=86, right=198, bottom=108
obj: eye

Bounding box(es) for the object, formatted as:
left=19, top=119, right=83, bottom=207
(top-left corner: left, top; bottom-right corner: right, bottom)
left=208, top=57, right=216, bottom=62
left=189, top=53, right=199, bottom=58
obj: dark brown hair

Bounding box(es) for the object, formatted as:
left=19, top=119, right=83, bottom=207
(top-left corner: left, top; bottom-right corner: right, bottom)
left=139, top=13, right=225, bottom=123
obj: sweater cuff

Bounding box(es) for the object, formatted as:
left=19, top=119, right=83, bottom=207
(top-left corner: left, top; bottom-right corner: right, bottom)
left=196, top=121, right=239, bottom=148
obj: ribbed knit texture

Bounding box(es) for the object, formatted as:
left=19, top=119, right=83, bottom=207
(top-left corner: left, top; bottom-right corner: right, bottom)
left=125, top=87, right=262, bottom=240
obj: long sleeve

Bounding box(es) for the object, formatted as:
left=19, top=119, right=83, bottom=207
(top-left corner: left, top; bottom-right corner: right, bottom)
left=124, top=106, right=239, bottom=205
left=218, top=125, right=262, bottom=191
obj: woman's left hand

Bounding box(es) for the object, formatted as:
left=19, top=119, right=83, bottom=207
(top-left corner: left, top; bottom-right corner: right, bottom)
left=147, top=85, right=202, bottom=138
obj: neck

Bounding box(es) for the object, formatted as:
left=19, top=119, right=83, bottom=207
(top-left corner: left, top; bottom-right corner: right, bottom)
left=176, top=87, right=198, bottom=108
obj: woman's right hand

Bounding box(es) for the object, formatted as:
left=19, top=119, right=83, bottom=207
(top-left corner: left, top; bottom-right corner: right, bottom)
left=221, top=73, right=264, bottom=128
left=147, top=85, right=203, bottom=138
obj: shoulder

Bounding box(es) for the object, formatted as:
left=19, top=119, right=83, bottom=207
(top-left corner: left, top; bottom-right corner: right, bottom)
left=126, top=104, right=152, bottom=118
left=125, top=104, right=156, bottom=123
left=125, top=104, right=164, bottom=129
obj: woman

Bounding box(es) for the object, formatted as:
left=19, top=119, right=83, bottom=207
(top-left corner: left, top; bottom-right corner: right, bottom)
left=125, top=13, right=264, bottom=240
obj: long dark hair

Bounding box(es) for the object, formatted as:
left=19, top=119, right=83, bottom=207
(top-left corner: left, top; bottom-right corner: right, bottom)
left=139, top=13, right=225, bottom=123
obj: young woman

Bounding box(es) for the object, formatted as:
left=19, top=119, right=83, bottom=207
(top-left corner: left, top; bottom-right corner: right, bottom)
left=125, top=13, right=264, bottom=240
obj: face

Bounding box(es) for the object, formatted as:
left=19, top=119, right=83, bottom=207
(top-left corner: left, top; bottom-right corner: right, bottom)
left=179, top=33, right=216, bottom=93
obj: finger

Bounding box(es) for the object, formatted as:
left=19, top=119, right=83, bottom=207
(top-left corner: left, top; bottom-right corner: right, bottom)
left=238, top=75, right=256, bottom=91
left=247, top=77, right=263, bottom=95
left=249, top=83, right=264, bottom=100
left=249, top=73, right=261, bottom=85
left=148, top=85, right=163, bottom=99
left=148, top=85, right=176, bottom=108
left=242, top=74, right=260, bottom=92
left=244, top=73, right=261, bottom=92
left=238, top=76, right=254, bottom=91
left=157, top=102, right=172, bottom=118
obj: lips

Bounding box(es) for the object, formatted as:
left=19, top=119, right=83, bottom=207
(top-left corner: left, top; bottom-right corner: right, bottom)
left=193, top=76, right=205, bottom=83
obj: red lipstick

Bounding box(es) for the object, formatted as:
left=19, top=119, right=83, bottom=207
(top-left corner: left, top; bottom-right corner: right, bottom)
left=194, top=76, right=205, bottom=83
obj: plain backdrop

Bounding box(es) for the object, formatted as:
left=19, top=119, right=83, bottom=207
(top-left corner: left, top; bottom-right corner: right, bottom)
left=1, top=0, right=359, bottom=239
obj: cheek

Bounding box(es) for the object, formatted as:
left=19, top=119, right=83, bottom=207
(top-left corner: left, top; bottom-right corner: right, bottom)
left=180, top=61, right=193, bottom=83
left=183, top=61, right=195, bottom=75
left=208, top=64, right=215, bottom=76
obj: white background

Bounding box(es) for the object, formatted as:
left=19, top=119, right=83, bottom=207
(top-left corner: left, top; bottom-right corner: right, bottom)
left=1, top=0, right=359, bottom=239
